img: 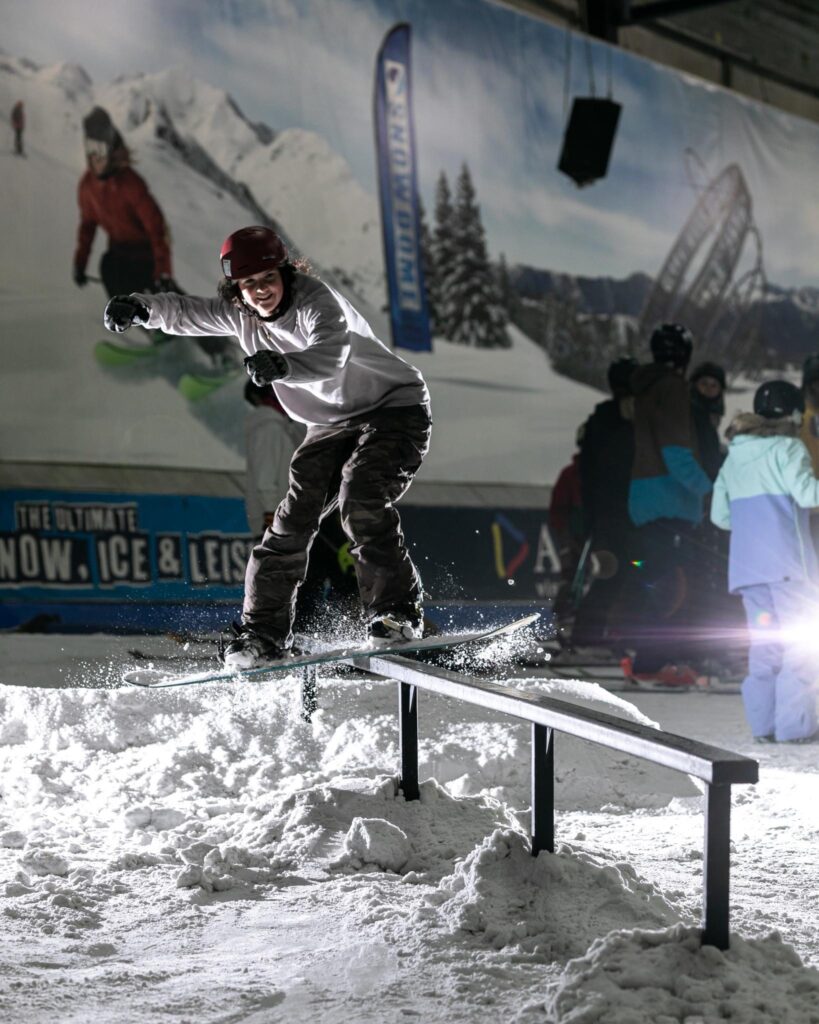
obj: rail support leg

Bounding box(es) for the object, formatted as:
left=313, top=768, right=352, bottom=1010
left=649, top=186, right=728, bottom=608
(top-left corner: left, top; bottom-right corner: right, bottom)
left=398, top=681, right=419, bottom=801
left=531, top=724, right=554, bottom=856
left=702, top=782, right=732, bottom=950
left=300, top=665, right=318, bottom=722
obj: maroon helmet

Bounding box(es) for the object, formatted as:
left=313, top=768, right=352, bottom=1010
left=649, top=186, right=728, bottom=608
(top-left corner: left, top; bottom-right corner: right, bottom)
left=219, top=226, right=287, bottom=280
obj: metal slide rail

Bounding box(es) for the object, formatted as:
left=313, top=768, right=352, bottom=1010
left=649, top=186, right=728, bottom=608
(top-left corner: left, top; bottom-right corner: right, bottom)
left=300, top=649, right=758, bottom=950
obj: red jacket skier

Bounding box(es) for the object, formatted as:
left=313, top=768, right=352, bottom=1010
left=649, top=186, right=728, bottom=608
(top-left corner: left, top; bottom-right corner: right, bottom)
left=73, top=106, right=177, bottom=297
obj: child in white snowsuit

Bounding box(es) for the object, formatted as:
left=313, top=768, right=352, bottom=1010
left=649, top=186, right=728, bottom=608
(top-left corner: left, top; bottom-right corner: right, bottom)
left=103, top=226, right=431, bottom=668
left=711, top=380, right=819, bottom=743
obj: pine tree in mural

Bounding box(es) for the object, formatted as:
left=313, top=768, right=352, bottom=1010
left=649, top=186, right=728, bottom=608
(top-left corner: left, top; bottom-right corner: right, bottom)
left=496, top=252, right=520, bottom=321
left=418, top=197, right=440, bottom=334
left=447, top=164, right=509, bottom=348
left=430, top=171, right=458, bottom=338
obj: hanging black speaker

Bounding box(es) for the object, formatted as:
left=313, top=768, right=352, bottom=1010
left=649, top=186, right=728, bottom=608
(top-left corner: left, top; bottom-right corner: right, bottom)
left=557, top=97, right=622, bottom=187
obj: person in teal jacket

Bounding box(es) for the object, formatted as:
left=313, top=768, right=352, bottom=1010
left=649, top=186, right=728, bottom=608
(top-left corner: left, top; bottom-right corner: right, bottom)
left=619, top=324, right=713, bottom=684
left=711, top=380, right=819, bottom=743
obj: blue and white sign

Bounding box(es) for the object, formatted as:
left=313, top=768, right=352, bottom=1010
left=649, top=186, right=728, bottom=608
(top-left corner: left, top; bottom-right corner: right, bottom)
left=374, top=22, right=432, bottom=352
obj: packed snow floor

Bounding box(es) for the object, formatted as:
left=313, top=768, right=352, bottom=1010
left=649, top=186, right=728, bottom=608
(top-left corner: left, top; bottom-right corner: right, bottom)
left=1, top=630, right=817, bottom=1023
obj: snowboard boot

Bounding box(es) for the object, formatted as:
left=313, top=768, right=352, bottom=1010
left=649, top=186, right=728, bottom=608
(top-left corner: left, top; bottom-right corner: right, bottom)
left=368, top=604, right=424, bottom=644
left=219, top=623, right=290, bottom=670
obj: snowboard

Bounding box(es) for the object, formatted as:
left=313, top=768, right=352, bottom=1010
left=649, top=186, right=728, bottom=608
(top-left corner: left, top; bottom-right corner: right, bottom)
left=122, top=613, right=540, bottom=689
left=177, top=368, right=242, bottom=401
left=94, top=337, right=166, bottom=367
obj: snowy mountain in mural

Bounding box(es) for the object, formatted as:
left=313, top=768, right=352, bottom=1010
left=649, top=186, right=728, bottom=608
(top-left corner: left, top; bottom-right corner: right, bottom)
left=95, top=67, right=388, bottom=310
left=0, top=54, right=385, bottom=309
left=0, top=52, right=599, bottom=484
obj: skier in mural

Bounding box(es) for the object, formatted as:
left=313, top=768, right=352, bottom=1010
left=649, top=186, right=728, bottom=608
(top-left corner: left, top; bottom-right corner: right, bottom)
left=103, top=226, right=432, bottom=668
left=10, top=99, right=24, bottom=156
left=74, top=105, right=235, bottom=373
left=618, top=323, right=713, bottom=686
left=571, top=356, right=637, bottom=649
left=73, top=107, right=179, bottom=298
left=711, top=380, right=819, bottom=743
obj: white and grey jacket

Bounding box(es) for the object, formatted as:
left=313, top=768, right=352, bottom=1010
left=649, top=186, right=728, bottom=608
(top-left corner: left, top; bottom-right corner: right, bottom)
left=136, top=273, right=430, bottom=427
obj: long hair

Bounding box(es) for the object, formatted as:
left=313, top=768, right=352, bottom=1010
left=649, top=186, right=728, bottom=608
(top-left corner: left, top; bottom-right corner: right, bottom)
left=217, top=256, right=311, bottom=318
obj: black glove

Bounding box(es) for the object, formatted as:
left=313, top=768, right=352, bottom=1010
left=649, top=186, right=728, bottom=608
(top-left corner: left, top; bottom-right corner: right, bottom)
left=73, top=265, right=88, bottom=287
left=244, top=351, right=288, bottom=386
left=152, top=275, right=181, bottom=294
left=104, top=295, right=150, bottom=333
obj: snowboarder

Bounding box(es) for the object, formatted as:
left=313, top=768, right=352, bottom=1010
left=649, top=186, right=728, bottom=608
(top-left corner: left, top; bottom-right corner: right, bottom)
left=618, top=323, right=713, bottom=686
left=103, top=226, right=432, bottom=668
left=711, top=380, right=819, bottom=743
left=73, top=106, right=179, bottom=298
left=10, top=100, right=24, bottom=156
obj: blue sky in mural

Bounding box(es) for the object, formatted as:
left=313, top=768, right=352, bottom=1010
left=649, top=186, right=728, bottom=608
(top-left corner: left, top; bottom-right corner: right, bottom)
left=3, top=0, right=817, bottom=285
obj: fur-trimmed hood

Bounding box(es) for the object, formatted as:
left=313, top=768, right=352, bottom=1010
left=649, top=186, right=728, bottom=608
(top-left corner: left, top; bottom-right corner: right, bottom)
left=725, top=412, right=799, bottom=441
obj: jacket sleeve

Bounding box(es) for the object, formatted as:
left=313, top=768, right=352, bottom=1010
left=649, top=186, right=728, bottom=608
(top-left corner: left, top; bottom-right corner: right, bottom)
left=74, top=177, right=97, bottom=272
left=279, top=287, right=352, bottom=384
left=662, top=445, right=713, bottom=497
left=709, top=469, right=731, bottom=530
left=779, top=439, right=819, bottom=508
left=125, top=171, right=173, bottom=278
left=139, top=292, right=240, bottom=337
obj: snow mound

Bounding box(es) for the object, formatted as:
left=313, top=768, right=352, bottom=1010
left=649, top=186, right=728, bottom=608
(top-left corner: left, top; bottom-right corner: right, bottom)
left=546, top=924, right=819, bottom=1024
left=429, top=828, right=682, bottom=959
left=242, top=775, right=520, bottom=881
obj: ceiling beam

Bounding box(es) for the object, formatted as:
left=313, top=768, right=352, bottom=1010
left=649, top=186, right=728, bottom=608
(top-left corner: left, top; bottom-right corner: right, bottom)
left=644, top=18, right=819, bottom=100
left=497, top=0, right=819, bottom=106
left=627, top=0, right=740, bottom=23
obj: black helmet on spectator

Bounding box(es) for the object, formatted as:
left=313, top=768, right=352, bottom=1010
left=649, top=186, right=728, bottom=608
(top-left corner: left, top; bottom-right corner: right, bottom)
left=690, top=361, right=726, bottom=391
left=607, top=356, right=638, bottom=398
left=753, top=380, right=804, bottom=420
left=649, top=323, right=694, bottom=370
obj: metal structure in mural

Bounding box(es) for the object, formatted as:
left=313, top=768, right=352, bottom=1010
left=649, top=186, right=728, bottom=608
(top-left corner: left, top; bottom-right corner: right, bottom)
left=638, top=161, right=768, bottom=375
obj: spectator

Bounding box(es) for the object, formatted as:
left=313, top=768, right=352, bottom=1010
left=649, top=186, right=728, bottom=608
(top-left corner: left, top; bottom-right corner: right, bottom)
left=711, top=380, right=818, bottom=743
left=571, top=356, right=637, bottom=648
left=11, top=100, right=24, bottom=157
left=799, top=354, right=819, bottom=476
left=548, top=428, right=587, bottom=629
left=619, top=323, right=712, bottom=686
left=689, top=361, right=727, bottom=481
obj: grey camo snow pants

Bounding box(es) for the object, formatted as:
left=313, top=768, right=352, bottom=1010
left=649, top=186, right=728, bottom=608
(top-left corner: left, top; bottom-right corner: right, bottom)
left=242, top=404, right=431, bottom=645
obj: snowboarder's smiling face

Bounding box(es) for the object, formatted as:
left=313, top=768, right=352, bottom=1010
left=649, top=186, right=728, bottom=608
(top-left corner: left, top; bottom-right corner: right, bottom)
left=238, top=268, right=284, bottom=317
